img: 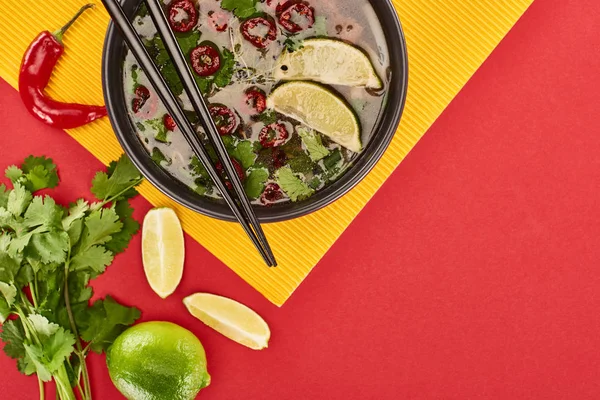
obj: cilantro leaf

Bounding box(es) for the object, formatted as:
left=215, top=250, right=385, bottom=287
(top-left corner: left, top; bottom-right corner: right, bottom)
left=298, top=127, right=330, bottom=162
left=0, top=252, right=22, bottom=283
left=0, top=184, right=9, bottom=208
left=26, top=231, right=69, bottom=265
left=80, top=296, right=141, bottom=354
left=176, top=30, right=201, bottom=55
left=62, top=199, right=89, bottom=247
left=275, top=166, right=315, bottom=202
left=213, top=48, right=236, bottom=88
left=244, top=168, right=269, bottom=199
left=0, top=297, right=11, bottom=323
left=0, top=281, right=17, bottom=307
left=78, top=208, right=123, bottom=251
left=257, top=110, right=278, bottom=125
left=23, top=196, right=64, bottom=230
left=221, top=0, right=257, bottom=18
left=91, top=155, right=142, bottom=202
left=229, top=140, right=257, bottom=170
left=151, top=147, right=172, bottom=167
left=104, top=200, right=140, bottom=255
left=7, top=183, right=32, bottom=216
left=5, top=166, right=23, bottom=182
left=70, top=245, right=113, bottom=275
left=288, top=153, right=314, bottom=175
left=1, top=319, right=26, bottom=360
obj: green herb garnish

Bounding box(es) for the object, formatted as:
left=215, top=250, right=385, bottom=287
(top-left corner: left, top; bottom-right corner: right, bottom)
left=221, top=0, right=258, bottom=18
left=0, top=155, right=143, bottom=400
left=298, top=127, right=330, bottom=162
left=275, top=166, right=315, bottom=202
left=151, top=147, right=172, bottom=167
left=244, top=168, right=269, bottom=199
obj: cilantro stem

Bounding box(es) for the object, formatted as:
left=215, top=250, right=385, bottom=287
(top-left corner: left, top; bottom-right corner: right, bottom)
left=38, top=376, right=44, bottom=400
left=30, top=278, right=39, bottom=308
left=62, top=245, right=93, bottom=400
left=91, top=178, right=144, bottom=211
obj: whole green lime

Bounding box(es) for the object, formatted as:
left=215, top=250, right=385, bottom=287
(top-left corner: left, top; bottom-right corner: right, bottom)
left=107, top=321, right=211, bottom=400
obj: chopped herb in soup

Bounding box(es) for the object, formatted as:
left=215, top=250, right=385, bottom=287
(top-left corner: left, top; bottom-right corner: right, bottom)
left=124, top=0, right=390, bottom=206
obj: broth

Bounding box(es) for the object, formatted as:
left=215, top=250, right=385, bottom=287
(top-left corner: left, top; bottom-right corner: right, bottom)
left=123, top=0, right=390, bottom=205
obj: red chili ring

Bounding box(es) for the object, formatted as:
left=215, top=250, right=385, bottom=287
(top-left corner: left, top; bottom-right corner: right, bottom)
left=190, top=44, right=221, bottom=77
left=278, top=1, right=315, bottom=33
left=168, top=0, right=199, bottom=33
left=209, top=104, right=237, bottom=136
left=163, top=114, right=177, bottom=131
left=260, top=183, right=284, bottom=206
left=244, top=87, right=267, bottom=115
left=240, top=16, right=277, bottom=49
left=132, top=85, right=151, bottom=113
left=259, top=123, right=290, bottom=147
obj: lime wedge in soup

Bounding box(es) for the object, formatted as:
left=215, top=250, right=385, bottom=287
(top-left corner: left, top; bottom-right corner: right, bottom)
left=267, top=81, right=362, bottom=153
left=274, top=38, right=383, bottom=89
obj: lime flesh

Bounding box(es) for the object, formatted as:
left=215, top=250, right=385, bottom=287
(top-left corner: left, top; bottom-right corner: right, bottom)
left=274, top=38, right=383, bottom=89
left=267, top=81, right=362, bottom=153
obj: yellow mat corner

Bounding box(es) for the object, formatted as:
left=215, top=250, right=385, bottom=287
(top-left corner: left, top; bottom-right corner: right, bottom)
left=0, top=0, right=534, bottom=306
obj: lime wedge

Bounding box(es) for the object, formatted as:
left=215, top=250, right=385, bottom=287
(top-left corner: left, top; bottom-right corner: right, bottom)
left=274, top=38, right=383, bottom=89
left=184, top=293, right=271, bottom=350
left=142, top=208, right=185, bottom=299
left=267, top=81, right=362, bottom=152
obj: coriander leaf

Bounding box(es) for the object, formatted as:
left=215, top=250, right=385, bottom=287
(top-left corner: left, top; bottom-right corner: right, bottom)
left=78, top=208, right=122, bottom=251
left=244, top=168, right=269, bottom=199
left=26, top=231, right=69, bottom=265
left=230, top=140, right=257, bottom=170
left=194, top=74, right=212, bottom=95
left=14, top=263, right=34, bottom=289
left=104, top=200, right=140, bottom=254
left=70, top=245, right=113, bottom=275
left=213, top=48, right=236, bottom=88
left=0, top=297, right=11, bottom=323
left=221, top=0, right=257, bottom=18
left=21, top=156, right=59, bottom=192
left=91, top=155, right=142, bottom=203
left=161, top=62, right=185, bottom=96
left=283, top=36, right=304, bottom=52
left=257, top=110, right=278, bottom=125
left=80, top=296, right=141, bottom=354
left=7, top=183, right=32, bottom=216
left=63, top=200, right=89, bottom=227
left=0, top=184, right=9, bottom=208
left=28, top=314, right=59, bottom=336
left=298, top=127, right=330, bottom=162
left=0, top=252, right=21, bottom=283
left=288, top=153, right=314, bottom=175
left=275, top=166, right=315, bottom=202
left=0, top=281, right=17, bottom=305
left=0, top=207, right=13, bottom=228
left=1, top=319, right=26, bottom=359
left=5, top=166, right=24, bottom=183
left=24, top=196, right=64, bottom=230
left=321, top=149, right=343, bottom=177
left=176, top=30, right=201, bottom=55
left=151, top=147, right=172, bottom=167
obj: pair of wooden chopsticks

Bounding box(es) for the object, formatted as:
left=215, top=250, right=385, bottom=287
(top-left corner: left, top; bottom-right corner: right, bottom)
left=101, top=0, right=277, bottom=267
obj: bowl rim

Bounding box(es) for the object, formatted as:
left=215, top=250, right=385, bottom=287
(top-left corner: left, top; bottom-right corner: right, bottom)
left=102, top=0, right=409, bottom=223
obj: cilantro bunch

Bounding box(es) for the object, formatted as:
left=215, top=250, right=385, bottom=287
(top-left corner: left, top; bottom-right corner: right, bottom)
left=0, top=155, right=144, bottom=400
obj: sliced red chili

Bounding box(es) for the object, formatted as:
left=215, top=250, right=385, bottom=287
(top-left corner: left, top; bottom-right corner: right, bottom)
left=244, top=87, right=267, bottom=115
left=190, top=44, right=221, bottom=77
left=216, top=158, right=246, bottom=190
left=132, top=85, right=151, bottom=113
left=209, top=104, right=237, bottom=136
left=240, top=16, right=277, bottom=49
left=168, top=0, right=198, bottom=33
left=278, top=1, right=315, bottom=33
left=261, top=183, right=284, bottom=206
left=259, top=123, right=290, bottom=147
left=163, top=114, right=177, bottom=131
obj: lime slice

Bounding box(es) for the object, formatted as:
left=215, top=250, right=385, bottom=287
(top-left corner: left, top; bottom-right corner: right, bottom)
left=267, top=81, right=362, bottom=152
left=274, top=38, right=383, bottom=89
left=142, top=208, right=185, bottom=299
left=183, top=293, right=271, bottom=350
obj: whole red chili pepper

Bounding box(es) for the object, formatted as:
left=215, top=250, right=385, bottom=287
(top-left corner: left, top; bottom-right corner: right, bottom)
left=19, top=4, right=107, bottom=130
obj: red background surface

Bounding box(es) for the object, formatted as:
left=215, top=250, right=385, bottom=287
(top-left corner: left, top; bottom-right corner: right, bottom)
left=1, top=0, right=600, bottom=398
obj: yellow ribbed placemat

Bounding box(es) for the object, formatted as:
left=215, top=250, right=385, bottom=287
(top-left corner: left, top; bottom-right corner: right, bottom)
left=0, top=0, right=533, bottom=306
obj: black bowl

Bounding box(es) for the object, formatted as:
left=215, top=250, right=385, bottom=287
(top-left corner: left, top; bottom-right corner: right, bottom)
left=102, top=0, right=408, bottom=223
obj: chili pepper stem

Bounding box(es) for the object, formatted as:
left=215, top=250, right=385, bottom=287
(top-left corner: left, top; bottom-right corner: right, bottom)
left=53, top=4, right=95, bottom=43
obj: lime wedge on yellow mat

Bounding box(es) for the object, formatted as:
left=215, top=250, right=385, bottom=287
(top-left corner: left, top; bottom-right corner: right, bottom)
left=267, top=81, right=363, bottom=153
left=183, top=293, right=271, bottom=350
left=273, top=38, right=383, bottom=89
left=142, top=208, right=185, bottom=299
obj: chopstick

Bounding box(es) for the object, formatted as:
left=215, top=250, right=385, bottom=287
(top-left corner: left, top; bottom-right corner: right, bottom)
left=142, top=0, right=278, bottom=265
left=101, top=0, right=277, bottom=267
